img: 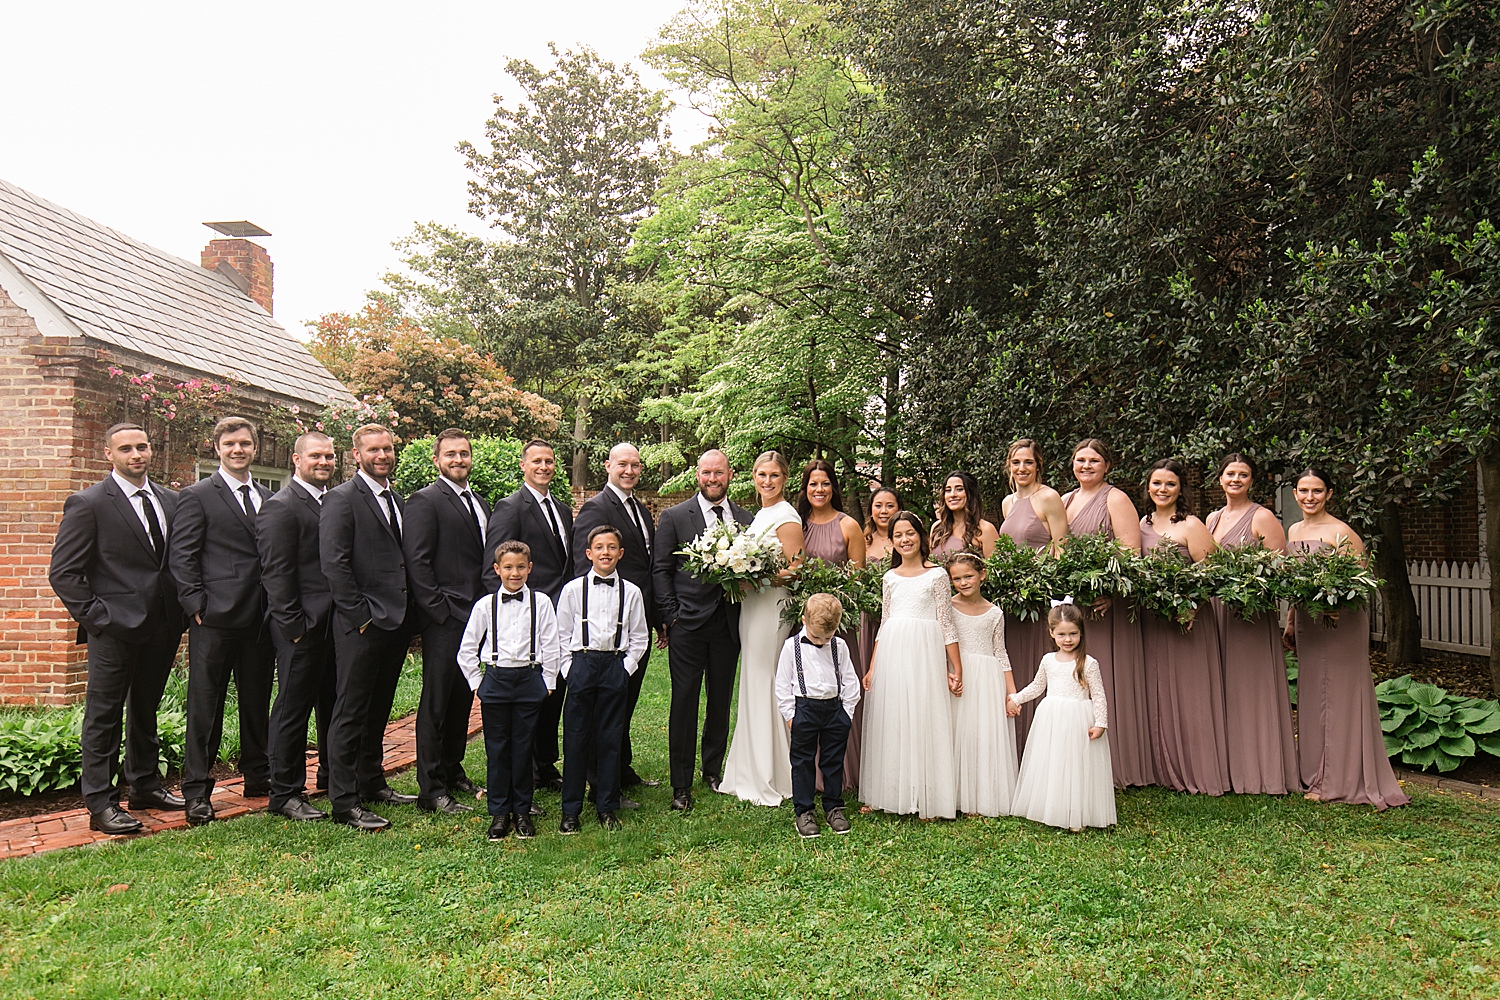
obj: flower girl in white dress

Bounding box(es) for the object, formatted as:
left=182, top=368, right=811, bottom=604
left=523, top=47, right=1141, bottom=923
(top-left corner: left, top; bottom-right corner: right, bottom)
left=947, top=553, right=1018, bottom=816
left=1008, top=601, right=1117, bottom=831
left=861, top=512, right=962, bottom=820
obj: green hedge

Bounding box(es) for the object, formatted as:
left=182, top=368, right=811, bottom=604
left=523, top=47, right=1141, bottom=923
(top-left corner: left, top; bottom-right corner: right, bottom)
left=393, top=436, right=571, bottom=506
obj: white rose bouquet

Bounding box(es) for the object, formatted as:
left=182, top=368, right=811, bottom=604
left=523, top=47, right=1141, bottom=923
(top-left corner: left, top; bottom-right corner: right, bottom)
left=678, top=517, right=787, bottom=602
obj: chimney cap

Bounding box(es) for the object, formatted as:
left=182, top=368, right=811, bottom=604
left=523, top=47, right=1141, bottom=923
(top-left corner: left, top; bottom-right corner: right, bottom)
left=203, top=220, right=271, bottom=238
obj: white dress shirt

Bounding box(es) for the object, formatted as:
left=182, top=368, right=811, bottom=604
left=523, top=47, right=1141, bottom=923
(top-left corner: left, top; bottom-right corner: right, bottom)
left=111, top=471, right=166, bottom=544
left=525, top=482, right=568, bottom=553
left=440, top=474, right=486, bottom=541
left=775, top=630, right=862, bottom=723
left=293, top=474, right=326, bottom=503
left=358, top=468, right=402, bottom=532
left=554, top=569, right=649, bottom=677
left=697, top=491, right=731, bottom=527
left=217, top=467, right=263, bottom=514
left=607, top=481, right=650, bottom=555
left=457, top=585, right=561, bottom=692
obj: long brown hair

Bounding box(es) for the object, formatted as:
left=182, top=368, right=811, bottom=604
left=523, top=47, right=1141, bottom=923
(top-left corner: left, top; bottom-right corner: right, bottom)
left=931, top=469, right=984, bottom=552
left=1047, top=601, right=1091, bottom=693
left=796, top=458, right=845, bottom=525
left=1142, top=457, right=1192, bottom=525
left=889, top=511, right=931, bottom=569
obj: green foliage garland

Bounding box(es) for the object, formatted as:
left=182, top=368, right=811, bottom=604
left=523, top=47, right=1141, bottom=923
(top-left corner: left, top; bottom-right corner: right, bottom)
left=1134, top=540, right=1216, bottom=632
left=780, top=559, right=883, bottom=633
left=1203, top=545, right=1285, bottom=621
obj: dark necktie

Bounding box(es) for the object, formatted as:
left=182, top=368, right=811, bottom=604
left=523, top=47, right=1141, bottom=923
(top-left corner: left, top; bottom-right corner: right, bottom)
left=381, top=490, right=401, bottom=544
left=501, top=591, right=524, bottom=604
left=629, top=497, right=650, bottom=553
left=460, top=489, right=479, bottom=531
left=136, top=488, right=166, bottom=561
left=540, top=495, right=565, bottom=550
left=710, top=504, right=726, bottom=523
left=239, top=484, right=256, bottom=522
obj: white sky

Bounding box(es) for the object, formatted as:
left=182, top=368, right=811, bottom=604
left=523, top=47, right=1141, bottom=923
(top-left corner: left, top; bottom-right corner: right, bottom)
left=0, top=1, right=703, bottom=334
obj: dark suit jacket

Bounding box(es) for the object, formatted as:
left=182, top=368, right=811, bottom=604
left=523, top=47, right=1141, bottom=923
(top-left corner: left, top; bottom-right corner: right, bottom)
left=482, top=485, right=575, bottom=603
left=651, top=494, right=753, bottom=631
left=572, top=486, right=659, bottom=630
left=49, top=475, right=185, bottom=643
left=320, top=475, right=409, bottom=634
left=168, top=472, right=273, bottom=631
left=403, top=478, right=492, bottom=626
left=257, top=480, right=332, bottom=643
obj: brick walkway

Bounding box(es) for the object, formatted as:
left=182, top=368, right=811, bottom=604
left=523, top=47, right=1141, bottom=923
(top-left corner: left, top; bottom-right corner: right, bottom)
left=0, top=704, right=482, bottom=861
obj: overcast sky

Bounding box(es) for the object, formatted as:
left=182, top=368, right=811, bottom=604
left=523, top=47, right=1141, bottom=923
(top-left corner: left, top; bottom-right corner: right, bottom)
left=0, top=1, right=701, bottom=334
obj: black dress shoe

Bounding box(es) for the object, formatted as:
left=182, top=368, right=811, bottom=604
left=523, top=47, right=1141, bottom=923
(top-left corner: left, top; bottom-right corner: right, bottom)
left=451, top=776, right=482, bottom=797
left=530, top=802, right=546, bottom=817
left=704, top=774, right=722, bottom=793
left=669, top=789, right=693, bottom=812
left=365, top=787, right=418, bottom=806
left=127, top=789, right=185, bottom=811
left=332, top=806, right=391, bottom=831
left=618, top=797, right=640, bottom=810
left=241, top=783, right=271, bottom=799
left=598, top=811, right=622, bottom=831
left=621, top=768, right=662, bottom=788
left=558, top=813, right=582, bottom=835
left=89, top=805, right=144, bottom=835
left=514, top=813, right=536, bottom=839
left=487, top=815, right=512, bottom=841
left=417, top=794, right=473, bottom=815
left=273, top=798, right=327, bottom=822
left=185, top=797, right=215, bottom=826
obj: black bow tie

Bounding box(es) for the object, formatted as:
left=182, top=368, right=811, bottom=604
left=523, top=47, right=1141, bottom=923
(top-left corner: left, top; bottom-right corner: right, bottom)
left=593, top=576, right=616, bottom=587
left=501, top=591, right=524, bottom=603
left=800, top=636, right=826, bottom=648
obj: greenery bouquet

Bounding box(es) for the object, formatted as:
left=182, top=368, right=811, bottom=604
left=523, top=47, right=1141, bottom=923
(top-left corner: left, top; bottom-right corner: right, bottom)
left=780, top=558, right=882, bottom=633
left=1135, top=539, right=1215, bottom=631
left=1204, top=544, right=1286, bottom=621
left=678, top=518, right=786, bottom=603
left=982, top=536, right=1053, bottom=622
left=1052, top=531, right=1138, bottom=612
left=1280, top=541, right=1381, bottom=622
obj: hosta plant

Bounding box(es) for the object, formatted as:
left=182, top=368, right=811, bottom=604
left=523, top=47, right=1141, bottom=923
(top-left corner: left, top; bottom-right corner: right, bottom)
left=1377, top=674, right=1500, bottom=773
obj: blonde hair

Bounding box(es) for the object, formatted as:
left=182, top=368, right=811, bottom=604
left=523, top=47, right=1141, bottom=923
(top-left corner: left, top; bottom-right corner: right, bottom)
left=803, top=593, right=843, bottom=633
left=753, top=450, right=790, bottom=477
left=1006, top=438, right=1043, bottom=489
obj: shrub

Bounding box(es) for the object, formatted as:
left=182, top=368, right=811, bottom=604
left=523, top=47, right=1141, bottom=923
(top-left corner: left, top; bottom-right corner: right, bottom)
left=393, top=435, right=570, bottom=505
left=1378, top=675, right=1500, bottom=773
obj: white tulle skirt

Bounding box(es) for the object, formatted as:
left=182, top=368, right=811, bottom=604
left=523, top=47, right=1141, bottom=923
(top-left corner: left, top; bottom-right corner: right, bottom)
left=720, top=585, right=793, bottom=806
left=1011, top=695, right=1117, bottom=829
left=953, top=652, right=1018, bottom=817
left=860, top=617, right=957, bottom=819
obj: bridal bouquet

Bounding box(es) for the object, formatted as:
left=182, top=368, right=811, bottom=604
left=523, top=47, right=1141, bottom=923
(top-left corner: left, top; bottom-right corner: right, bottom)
left=678, top=518, right=787, bottom=603
left=1280, top=541, right=1382, bottom=622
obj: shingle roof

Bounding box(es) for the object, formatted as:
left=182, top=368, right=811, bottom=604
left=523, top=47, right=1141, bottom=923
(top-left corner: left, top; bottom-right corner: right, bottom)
left=0, top=177, right=350, bottom=405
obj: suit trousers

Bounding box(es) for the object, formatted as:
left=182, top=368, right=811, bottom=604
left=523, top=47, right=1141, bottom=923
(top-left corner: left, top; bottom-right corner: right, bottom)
left=327, top=623, right=410, bottom=813
left=531, top=673, right=566, bottom=781
left=416, top=616, right=475, bottom=800
left=667, top=607, right=740, bottom=791
left=620, top=653, right=648, bottom=781
left=790, top=697, right=851, bottom=815
left=561, top=651, right=629, bottom=817
left=79, top=624, right=182, bottom=815
left=266, top=626, right=336, bottom=810
left=478, top=666, right=548, bottom=818
left=181, top=622, right=274, bottom=800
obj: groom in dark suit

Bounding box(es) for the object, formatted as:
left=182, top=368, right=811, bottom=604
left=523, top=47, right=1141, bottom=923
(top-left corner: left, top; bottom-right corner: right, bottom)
left=483, top=439, right=576, bottom=792
left=652, top=449, right=752, bottom=811
left=49, top=423, right=187, bottom=835
left=571, top=442, right=660, bottom=791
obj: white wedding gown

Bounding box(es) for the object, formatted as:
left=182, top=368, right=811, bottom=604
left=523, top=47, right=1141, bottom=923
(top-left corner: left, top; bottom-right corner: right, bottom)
left=719, top=500, right=798, bottom=806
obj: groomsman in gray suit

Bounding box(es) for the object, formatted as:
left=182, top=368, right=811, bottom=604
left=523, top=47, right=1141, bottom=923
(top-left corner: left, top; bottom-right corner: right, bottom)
left=169, top=416, right=275, bottom=826
left=49, top=423, right=187, bottom=835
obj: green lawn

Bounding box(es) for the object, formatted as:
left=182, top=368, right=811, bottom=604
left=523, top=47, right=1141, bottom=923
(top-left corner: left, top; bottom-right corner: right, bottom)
left=2, top=650, right=1497, bottom=999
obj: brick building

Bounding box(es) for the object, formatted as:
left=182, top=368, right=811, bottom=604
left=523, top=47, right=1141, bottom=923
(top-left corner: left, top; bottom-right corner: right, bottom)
left=0, top=178, right=349, bottom=705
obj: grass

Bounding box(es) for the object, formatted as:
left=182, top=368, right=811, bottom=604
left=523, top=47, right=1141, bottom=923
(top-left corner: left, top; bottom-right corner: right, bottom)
left=1, top=650, right=1497, bottom=999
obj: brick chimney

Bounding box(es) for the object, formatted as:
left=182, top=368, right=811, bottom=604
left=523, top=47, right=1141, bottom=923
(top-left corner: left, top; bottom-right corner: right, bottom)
left=201, top=222, right=274, bottom=315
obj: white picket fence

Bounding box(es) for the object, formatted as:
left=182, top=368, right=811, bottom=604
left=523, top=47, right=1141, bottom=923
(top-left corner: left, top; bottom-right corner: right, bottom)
left=1369, top=560, right=1491, bottom=656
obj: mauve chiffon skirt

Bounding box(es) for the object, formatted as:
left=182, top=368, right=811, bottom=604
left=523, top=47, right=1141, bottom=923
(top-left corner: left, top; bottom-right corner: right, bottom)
left=1214, top=600, right=1301, bottom=795
left=1092, top=601, right=1156, bottom=789
left=1142, top=609, right=1231, bottom=796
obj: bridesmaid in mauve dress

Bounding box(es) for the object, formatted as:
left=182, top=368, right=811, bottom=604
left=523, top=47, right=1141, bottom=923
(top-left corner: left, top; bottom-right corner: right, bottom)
left=1062, top=438, right=1155, bottom=789
left=931, top=469, right=999, bottom=557
left=998, top=438, right=1069, bottom=756
left=1206, top=453, right=1301, bottom=795
left=1138, top=459, right=1230, bottom=796
left=1284, top=467, right=1408, bottom=810
left=798, top=459, right=868, bottom=791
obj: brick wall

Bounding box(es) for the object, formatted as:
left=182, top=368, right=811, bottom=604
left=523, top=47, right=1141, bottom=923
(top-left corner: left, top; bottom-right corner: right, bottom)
left=201, top=239, right=273, bottom=315
left=1401, top=462, right=1481, bottom=563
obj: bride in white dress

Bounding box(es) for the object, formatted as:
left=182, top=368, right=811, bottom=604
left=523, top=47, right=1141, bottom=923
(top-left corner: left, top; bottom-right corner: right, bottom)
left=719, top=451, right=805, bottom=806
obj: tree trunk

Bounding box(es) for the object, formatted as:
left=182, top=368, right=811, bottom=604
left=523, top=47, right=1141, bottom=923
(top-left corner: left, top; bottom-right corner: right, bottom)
left=1373, top=501, right=1422, bottom=666
left=1480, top=450, right=1500, bottom=697
left=571, top=394, right=589, bottom=494
left=881, top=346, right=899, bottom=488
